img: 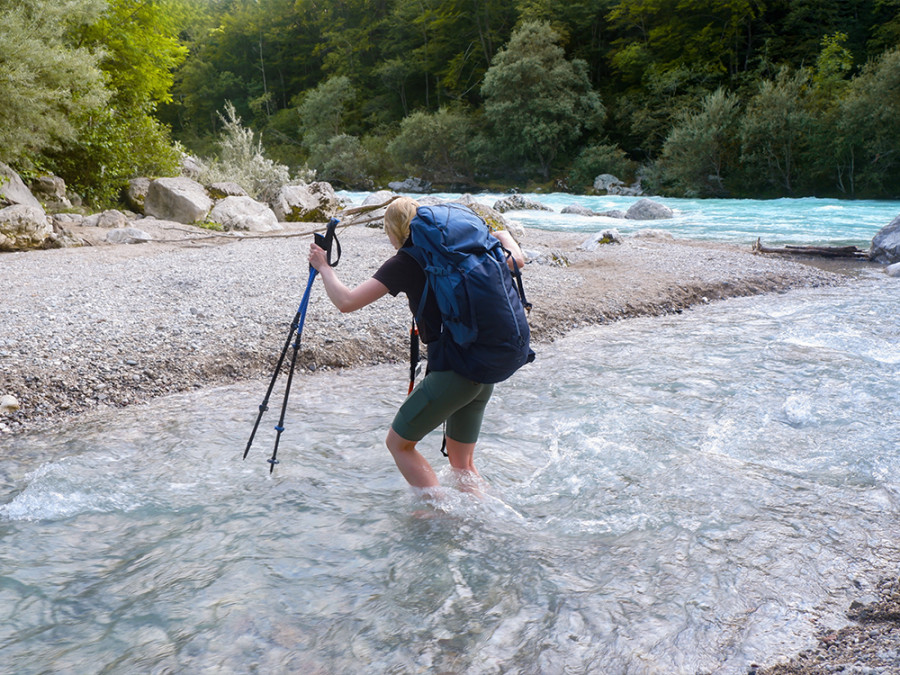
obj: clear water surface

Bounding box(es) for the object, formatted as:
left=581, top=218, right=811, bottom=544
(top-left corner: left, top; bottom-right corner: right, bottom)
left=342, top=190, right=897, bottom=247
left=2, top=196, right=898, bottom=674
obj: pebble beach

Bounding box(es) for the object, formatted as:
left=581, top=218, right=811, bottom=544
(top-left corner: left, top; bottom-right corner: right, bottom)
left=0, top=218, right=846, bottom=436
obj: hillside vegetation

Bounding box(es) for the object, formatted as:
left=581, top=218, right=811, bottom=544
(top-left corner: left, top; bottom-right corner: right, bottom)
left=2, top=0, right=899, bottom=206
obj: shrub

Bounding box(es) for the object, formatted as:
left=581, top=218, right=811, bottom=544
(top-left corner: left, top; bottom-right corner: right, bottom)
left=386, top=107, right=476, bottom=184
left=43, top=106, right=180, bottom=208
left=199, top=102, right=292, bottom=199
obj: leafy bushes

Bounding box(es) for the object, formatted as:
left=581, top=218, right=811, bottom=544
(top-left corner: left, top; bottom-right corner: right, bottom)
left=44, top=107, right=181, bottom=206
left=387, top=108, right=476, bottom=185
left=568, top=144, right=637, bottom=192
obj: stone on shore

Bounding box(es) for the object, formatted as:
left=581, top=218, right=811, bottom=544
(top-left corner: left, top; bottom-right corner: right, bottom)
left=579, top=229, right=623, bottom=250
left=1, top=394, right=20, bottom=414
left=593, top=173, right=644, bottom=196
left=209, top=196, right=281, bottom=232
left=105, top=227, right=152, bottom=244
left=869, top=214, right=900, bottom=264
left=145, top=177, right=213, bottom=225
left=388, top=177, right=431, bottom=193
left=271, top=182, right=341, bottom=222
left=0, top=162, right=43, bottom=210
left=593, top=174, right=625, bottom=194
left=360, top=190, right=396, bottom=228
left=124, top=177, right=151, bottom=214
left=29, top=175, right=71, bottom=210
left=83, top=209, right=129, bottom=229
left=208, top=182, right=249, bottom=200
left=0, top=204, right=54, bottom=251
left=53, top=213, right=84, bottom=228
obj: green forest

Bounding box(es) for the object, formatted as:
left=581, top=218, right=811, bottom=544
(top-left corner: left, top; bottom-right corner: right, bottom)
left=2, top=0, right=899, bottom=207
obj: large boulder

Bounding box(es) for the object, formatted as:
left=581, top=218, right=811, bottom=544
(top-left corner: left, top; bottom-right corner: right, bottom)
left=625, top=198, right=674, bottom=220
left=83, top=209, right=128, bottom=229
left=593, top=174, right=626, bottom=194
left=0, top=163, right=42, bottom=209
left=0, top=204, right=54, bottom=251
left=271, top=182, right=341, bottom=222
left=29, top=175, right=71, bottom=210
left=106, top=227, right=152, bottom=244
left=124, top=177, right=150, bottom=213
left=209, top=196, right=281, bottom=232
left=561, top=204, right=597, bottom=217
left=208, top=182, right=249, bottom=199
left=145, top=177, right=213, bottom=225
left=869, top=215, right=900, bottom=264
left=493, top=194, right=553, bottom=213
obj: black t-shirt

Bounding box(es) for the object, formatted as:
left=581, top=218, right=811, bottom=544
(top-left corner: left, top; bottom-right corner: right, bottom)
left=372, top=248, right=443, bottom=343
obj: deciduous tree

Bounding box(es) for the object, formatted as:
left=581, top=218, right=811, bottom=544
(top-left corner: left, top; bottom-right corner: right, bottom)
left=387, top=106, right=477, bottom=184
left=0, top=0, right=108, bottom=164
left=481, top=21, right=604, bottom=179
left=658, top=88, right=741, bottom=196
left=739, top=68, right=812, bottom=195
left=835, top=48, right=900, bottom=196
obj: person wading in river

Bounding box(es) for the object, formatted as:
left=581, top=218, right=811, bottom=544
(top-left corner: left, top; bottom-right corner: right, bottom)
left=308, top=196, right=531, bottom=490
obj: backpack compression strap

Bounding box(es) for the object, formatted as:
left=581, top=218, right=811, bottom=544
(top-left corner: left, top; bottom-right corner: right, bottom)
left=504, top=247, right=532, bottom=313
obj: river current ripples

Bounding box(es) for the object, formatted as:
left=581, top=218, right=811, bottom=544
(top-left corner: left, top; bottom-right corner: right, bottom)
left=2, top=196, right=898, bottom=674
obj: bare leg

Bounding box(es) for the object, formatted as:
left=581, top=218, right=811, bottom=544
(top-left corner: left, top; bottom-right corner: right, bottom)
left=385, top=428, right=440, bottom=488
left=445, top=437, right=486, bottom=494
left=444, top=437, right=478, bottom=474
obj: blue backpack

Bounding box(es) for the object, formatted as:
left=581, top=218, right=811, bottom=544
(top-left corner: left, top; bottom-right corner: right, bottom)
left=403, top=204, right=535, bottom=384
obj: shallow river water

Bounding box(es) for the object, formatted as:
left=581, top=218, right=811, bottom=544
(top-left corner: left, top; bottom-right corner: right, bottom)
left=2, top=196, right=898, bottom=674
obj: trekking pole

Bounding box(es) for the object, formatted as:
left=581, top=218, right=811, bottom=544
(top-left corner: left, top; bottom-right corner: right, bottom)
left=407, top=318, right=419, bottom=395
left=244, top=218, right=341, bottom=472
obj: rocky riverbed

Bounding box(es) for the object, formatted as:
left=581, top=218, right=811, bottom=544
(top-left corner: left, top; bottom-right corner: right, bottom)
left=3, top=218, right=897, bottom=673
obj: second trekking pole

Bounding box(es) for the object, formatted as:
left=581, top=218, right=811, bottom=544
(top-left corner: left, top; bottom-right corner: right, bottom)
left=243, top=218, right=341, bottom=473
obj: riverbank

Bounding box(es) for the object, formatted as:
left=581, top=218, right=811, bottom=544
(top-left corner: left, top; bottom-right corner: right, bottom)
left=0, top=220, right=850, bottom=437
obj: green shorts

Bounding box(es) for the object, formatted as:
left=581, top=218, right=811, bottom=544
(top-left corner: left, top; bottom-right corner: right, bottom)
left=391, top=370, right=494, bottom=444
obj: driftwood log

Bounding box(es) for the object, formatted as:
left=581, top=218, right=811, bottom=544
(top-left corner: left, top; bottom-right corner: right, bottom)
left=752, top=238, right=870, bottom=259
